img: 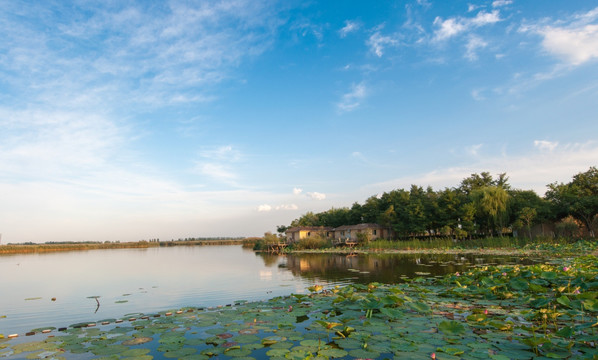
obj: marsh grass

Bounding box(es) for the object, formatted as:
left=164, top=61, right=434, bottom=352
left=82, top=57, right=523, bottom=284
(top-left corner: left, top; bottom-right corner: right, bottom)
left=0, top=239, right=247, bottom=255
left=363, top=236, right=579, bottom=250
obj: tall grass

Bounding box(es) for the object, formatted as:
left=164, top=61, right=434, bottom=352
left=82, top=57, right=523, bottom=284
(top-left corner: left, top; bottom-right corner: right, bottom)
left=363, top=236, right=572, bottom=250
left=0, top=239, right=247, bottom=255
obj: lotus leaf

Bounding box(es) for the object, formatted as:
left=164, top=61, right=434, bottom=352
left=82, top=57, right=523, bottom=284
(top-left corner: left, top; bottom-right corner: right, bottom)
left=178, top=355, right=209, bottom=360
left=233, top=334, right=260, bottom=343
left=509, top=277, right=529, bottom=291
left=163, top=347, right=197, bottom=358
left=269, top=341, right=294, bottom=349
left=123, top=356, right=153, bottom=360
left=438, top=320, right=466, bottom=336
left=408, top=301, right=432, bottom=313
left=348, top=348, right=380, bottom=359
left=318, top=348, right=348, bottom=358
left=266, top=348, right=290, bottom=357
left=122, top=337, right=152, bottom=345
left=90, top=344, right=129, bottom=356
left=121, top=348, right=151, bottom=357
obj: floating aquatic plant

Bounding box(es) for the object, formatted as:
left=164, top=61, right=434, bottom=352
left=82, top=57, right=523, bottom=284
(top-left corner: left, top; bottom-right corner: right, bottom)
left=1, top=254, right=597, bottom=359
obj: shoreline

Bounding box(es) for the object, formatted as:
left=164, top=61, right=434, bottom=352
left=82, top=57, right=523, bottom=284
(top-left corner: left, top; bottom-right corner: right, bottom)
left=1, top=254, right=596, bottom=359
left=0, top=239, right=247, bottom=255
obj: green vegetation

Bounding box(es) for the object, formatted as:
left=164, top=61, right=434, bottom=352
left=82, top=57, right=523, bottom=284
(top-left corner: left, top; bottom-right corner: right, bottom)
left=2, top=254, right=596, bottom=359
left=288, top=166, right=598, bottom=239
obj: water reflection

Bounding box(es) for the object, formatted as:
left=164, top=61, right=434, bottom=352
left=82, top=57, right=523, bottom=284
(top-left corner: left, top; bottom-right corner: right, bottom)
left=1, top=246, right=540, bottom=336
left=257, top=252, right=541, bottom=284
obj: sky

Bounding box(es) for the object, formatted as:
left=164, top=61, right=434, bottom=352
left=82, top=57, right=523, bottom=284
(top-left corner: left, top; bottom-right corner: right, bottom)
left=1, top=0, right=597, bottom=243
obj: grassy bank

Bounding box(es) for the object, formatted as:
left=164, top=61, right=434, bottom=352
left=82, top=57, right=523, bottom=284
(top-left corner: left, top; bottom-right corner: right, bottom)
left=256, top=236, right=598, bottom=257
left=1, top=254, right=596, bottom=359
left=0, top=239, right=247, bottom=255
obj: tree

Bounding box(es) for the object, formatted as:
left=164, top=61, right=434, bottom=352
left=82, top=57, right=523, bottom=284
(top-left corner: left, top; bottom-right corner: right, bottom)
left=472, top=186, right=509, bottom=236
left=546, top=166, right=598, bottom=237
left=459, top=172, right=510, bottom=195
left=518, top=207, right=537, bottom=239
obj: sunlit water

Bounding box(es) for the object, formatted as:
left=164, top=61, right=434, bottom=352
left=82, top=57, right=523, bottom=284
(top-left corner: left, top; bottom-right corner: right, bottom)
left=0, top=245, right=539, bottom=335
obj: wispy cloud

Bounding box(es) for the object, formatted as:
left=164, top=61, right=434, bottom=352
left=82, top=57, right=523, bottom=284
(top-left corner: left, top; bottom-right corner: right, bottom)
left=193, top=145, right=242, bottom=185
left=363, top=141, right=598, bottom=196
left=0, top=1, right=282, bottom=112
left=339, top=20, right=360, bottom=38
left=293, top=187, right=303, bottom=195
left=534, top=140, right=558, bottom=152
left=471, top=88, right=486, bottom=101
left=307, top=192, right=326, bottom=200
left=492, top=0, right=513, bottom=8
left=337, top=82, right=367, bottom=113
left=433, top=10, right=501, bottom=41
left=367, top=31, right=399, bottom=57
left=466, top=144, right=483, bottom=156
left=465, top=35, right=488, bottom=60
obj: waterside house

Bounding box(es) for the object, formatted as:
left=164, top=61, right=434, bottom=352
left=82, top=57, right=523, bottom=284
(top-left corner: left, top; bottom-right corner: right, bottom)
left=285, top=224, right=391, bottom=244
left=333, top=223, right=389, bottom=242
left=285, top=226, right=334, bottom=243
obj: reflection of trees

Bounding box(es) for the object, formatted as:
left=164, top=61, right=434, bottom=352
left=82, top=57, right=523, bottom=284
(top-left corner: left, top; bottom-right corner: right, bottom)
left=255, top=252, right=282, bottom=267
left=280, top=253, right=540, bottom=284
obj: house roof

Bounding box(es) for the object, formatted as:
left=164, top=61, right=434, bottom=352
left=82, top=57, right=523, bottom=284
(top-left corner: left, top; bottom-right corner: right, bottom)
left=333, top=223, right=384, bottom=231
left=285, top=226, right=334, bottom=233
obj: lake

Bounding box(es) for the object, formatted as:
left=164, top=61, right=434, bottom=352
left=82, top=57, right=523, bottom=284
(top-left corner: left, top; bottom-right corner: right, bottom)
left=0, top=245, right=541, bottom=336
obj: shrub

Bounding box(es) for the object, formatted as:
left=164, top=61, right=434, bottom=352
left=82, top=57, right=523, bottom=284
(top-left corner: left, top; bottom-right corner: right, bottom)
left=294, top=234, right=331, bottom=250
left=356, top=232, right=372, bottom=245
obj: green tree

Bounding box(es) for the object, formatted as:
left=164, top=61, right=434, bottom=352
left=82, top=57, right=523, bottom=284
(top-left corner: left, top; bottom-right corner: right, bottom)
left=459, top=172, right=510, bottom=195
left=518, top=207, right=537, bottom=239
left=472, top=186, right=509, bottom=236
left=546, top=166, right=598, bottom=237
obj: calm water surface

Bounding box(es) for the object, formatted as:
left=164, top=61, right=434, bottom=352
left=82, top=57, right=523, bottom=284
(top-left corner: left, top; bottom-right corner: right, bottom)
left=0, top=245, right=540, bottom=335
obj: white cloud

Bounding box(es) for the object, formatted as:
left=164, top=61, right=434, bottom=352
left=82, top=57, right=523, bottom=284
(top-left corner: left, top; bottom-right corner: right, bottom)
left=416, top=0, right=431, bottom=9
left=199, top=145, right=241, bottom=162
left=276, top=204, right=298, bottom=210
left=258, top=203, right=297, bottom=212
left=465, top=35, right=488, bottom=60
left=337, top=82, right=367, bottom=113
left=433, top=10, right=501, bottom=41
left=199, top=163, right=237, bottom=181
left=518, top=7, right=598, bottom=66
left=293, top=187, right=303, bottom=195
left=471, top=88, right=485, bottom=101
left=492, top=0, right=513, bottom=8
left=339, top=20, right=360, bottom=38
left=468, top=4, right=479, bottom=13
left=257, top=204, right=272, bottom=212
left=539, top=25, right=598, bottom=66
left=534, top=140, right=558, bottom=152
left=367, top=32, right=399, bottom=57
left=466, top=144, right=483, bottom=156
left=363, top=141, right=598, bottom=196
left=194, top=145, right=242, bottom=184
left=307, top=192, right=326, bottom=200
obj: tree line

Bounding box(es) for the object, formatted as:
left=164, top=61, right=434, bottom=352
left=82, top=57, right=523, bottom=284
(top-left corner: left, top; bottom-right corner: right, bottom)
left=284, top=167, right=598, bottom=239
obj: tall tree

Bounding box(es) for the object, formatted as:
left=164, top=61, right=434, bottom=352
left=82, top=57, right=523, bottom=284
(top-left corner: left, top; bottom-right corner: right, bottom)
left=472, top=186, right=509, bottom=236
left=546, top=166, right=598, bottom=237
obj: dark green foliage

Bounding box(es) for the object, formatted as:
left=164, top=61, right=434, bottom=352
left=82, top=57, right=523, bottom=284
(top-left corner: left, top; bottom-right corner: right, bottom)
left=288, top=167, right=597, bottom=239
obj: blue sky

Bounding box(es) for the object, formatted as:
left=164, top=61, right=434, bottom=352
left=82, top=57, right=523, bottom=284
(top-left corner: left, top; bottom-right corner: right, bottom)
left=1, top=0, right=597, bottom=242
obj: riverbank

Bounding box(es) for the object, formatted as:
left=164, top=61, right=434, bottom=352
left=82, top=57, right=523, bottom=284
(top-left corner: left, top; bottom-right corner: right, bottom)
left=1, top=254, right=596, bottom=359
left=0, top=239, right=248, bottom=255
left=258, top=237, right=598, bottom=257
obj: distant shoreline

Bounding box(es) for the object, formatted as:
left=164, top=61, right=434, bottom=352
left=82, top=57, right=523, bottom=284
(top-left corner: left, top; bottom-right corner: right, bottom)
left=0, top=239, right=249, bottom=255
